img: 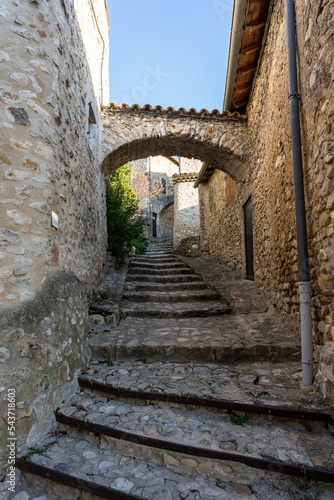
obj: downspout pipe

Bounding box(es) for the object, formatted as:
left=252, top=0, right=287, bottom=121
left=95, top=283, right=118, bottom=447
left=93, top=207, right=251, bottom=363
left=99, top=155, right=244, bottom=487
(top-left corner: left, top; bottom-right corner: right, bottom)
left=284, top=0, right=313, bottom=387
left=179, top=157, right=182, bottom=174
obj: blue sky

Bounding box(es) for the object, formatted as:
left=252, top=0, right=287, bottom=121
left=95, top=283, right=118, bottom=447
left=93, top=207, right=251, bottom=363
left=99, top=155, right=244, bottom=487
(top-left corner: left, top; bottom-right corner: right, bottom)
left=106, top=0, right=233, bottom=112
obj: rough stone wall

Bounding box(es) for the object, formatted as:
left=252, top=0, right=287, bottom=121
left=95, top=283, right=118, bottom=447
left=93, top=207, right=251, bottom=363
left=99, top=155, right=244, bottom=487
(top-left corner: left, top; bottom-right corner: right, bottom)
left=173, top=174, right=200, bottom=247
left=246, top=0, right=334, bottom=401
left=0, top=0, right=109, bottom=308
left=0, top=272, right=89, bottom=474
left=174, top=235, right=201, bottom=257
left=198, top=170, right=243, bottom=270
left=0, top=0, right=109, bottom=475
left=159, top=203, right=174, bottom=239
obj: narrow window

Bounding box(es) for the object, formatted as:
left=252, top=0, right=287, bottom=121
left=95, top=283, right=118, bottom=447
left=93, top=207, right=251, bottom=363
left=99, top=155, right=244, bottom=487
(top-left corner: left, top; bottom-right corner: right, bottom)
left=225, top=174, right=236, bottom=207
left=161, top=177, right=166, bottom=194
left=88, top=102, right=97, bottom=156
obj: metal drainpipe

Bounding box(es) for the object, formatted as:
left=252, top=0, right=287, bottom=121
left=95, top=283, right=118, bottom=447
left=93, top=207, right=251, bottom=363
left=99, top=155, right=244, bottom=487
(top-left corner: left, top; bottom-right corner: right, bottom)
left=179, top=157, right=182, bottom=174
left=284, top=0, right=313, bottom=387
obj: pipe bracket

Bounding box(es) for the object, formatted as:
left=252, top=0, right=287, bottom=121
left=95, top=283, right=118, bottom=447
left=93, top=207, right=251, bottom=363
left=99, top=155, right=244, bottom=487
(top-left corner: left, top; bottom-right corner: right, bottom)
left=302, top=359, right=314, bottom=365
left=300, top=299, right=311, bottom=304
left=288, top=92, right=301, bottom=101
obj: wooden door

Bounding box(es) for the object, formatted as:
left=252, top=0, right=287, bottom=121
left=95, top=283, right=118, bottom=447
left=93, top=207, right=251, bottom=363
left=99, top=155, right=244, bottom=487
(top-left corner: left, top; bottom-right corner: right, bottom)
left=244, top=197, right=254, bottom=280
left=152, top=212, right=157, bottom=238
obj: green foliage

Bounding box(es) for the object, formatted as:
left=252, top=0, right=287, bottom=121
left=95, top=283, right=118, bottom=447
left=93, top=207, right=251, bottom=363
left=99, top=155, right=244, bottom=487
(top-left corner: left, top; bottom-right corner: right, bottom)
left=132, top=233, right=149, bottom=254
left=106, top=163, right=148, bottom=264
left=216, top=479, right=226, bottom=490
left=102, top=356, right=113, bottom=367
left=22, top=444, right=54, bottom=460
left=228, top=410, right=248, bottom=426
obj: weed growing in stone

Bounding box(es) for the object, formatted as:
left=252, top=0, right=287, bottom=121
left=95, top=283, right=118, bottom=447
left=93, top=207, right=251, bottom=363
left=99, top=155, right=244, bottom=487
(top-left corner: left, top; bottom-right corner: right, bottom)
left=102, top=357, right=113, bottom=367
left=22, top=444, right=53, bottom=461
left=216, top=479, right=226, bottom=490
left=228, top=411, right=247, bottom=426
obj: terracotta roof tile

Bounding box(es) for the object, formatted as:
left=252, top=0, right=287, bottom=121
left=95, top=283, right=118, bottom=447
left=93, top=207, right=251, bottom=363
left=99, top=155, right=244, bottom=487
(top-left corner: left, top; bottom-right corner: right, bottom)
left=103, top=102, right=246, bottom=120
left=172, top=172, right=199, bottom=183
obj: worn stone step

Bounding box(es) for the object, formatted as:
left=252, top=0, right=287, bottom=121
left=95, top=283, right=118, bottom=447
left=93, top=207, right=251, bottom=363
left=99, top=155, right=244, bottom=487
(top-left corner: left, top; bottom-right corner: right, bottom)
left=16, top=434, right=334, bottom=500
left=145, top=245, right=172, bottom=248
left=125, top=281, right=209, bottom=292
left=80, top=360, right=331, bottom=413
left=17, top=433, right=244, bottom=500
left=131, top=259, right=180, bottom=266
left=144, top=250, right=173, bottom=254
left=126, top=273, right=203, bottom=283
left=122, top=289, right=222, bottom=303
left=120, top=301, right=232, bottom=318
left=57, top=392, right=334, bottom=478
left=88, top=315, right=301, bottom=363
left=132, top=256, right=179, bottom=263
left=143, top=251, right=172, bottom=256
left=128, top=267, right=193, bottom=276
left=129, top=261, right=186, bottom=270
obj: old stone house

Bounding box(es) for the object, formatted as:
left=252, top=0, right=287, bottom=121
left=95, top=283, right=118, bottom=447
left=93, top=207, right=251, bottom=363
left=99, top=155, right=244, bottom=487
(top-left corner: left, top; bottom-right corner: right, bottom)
left=129, top=155, right=202, bottom=248
left=194, top=0, right=334, bottom=402
left=0, top=0, right=333, bottom=478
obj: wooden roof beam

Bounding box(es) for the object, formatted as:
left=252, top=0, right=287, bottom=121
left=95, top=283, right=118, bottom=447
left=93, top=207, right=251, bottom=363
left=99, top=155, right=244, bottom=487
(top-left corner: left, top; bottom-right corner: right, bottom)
left=164, top=156, right=179, bottom=166
left=233, top=86, right=251, bottom=97
left=233, top=98, right=248, bottom=108
left=240, top=42, right=262, bottom=55
left=245, top=17, right=267, bottom=33
left=234, top=80, right=253, bottom=91
left=237, top=62, right=258, bottom=76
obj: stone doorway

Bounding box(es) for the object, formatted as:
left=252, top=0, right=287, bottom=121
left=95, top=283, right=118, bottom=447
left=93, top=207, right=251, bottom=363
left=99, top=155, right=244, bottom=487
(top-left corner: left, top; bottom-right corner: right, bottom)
left=152, top=212, right=157, bottom=238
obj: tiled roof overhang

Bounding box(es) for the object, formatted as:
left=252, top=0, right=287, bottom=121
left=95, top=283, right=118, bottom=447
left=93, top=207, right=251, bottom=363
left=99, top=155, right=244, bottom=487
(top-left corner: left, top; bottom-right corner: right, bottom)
left=193, top=163, right=216, bottom=188
left=103, top=102, right=246, bottom=121
left=226, top=0, right=273, bottom=113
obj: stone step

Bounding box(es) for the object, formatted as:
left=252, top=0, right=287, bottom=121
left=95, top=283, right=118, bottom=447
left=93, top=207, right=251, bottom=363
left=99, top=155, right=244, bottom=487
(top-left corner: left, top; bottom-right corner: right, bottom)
left=126, top=273, right=203, bottom=283
left=146, top=245, right=173, bottom=250
left=79, top=360, right=331, bottom=413
left=129, top=261, right=186, bottom=270
left=146, top=249, right=173, bottom=252
left=128, top=267, right=192, bottom=276
left=56, top=391, right=334, bottom=478
left=122, top=289, right=222, bottom=303
left=143, top=251, right=173, bottom=256
left=125, top=281, right=209, bottom=292
left=132, top=256, right=179, bottom=263
left=17, top=434, right=242, bottom=500
left=88, top=315, right=301, bottom=363
left=119, top=301, right=232, bottom=318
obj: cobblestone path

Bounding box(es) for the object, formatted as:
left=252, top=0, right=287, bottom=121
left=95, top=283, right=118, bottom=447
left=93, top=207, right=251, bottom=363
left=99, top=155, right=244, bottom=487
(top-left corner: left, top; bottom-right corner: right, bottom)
left=10, top=242, right=334, bottom=499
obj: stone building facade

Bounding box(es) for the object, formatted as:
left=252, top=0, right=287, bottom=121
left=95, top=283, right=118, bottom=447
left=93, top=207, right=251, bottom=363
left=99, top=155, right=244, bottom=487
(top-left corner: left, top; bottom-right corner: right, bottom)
left=173, top=173, right=201, bottom=248
left=129, top=156, right=202, bottom=244
left=198, top=170, right=244, bottom=270
left=0, top=0, right=109, bottom=472
left=195, top=0, right=334, bottom=402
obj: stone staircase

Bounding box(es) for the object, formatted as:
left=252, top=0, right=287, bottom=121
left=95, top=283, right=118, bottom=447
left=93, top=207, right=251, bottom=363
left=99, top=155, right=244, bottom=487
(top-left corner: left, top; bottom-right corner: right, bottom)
left=12, top=245, right=334, bottom=499
left=121, top=251, right=231, bottom=319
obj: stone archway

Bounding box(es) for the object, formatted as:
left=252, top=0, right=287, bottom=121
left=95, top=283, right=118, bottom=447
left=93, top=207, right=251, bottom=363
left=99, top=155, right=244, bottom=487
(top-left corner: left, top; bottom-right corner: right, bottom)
left=101, top=103, right=249, bottom=183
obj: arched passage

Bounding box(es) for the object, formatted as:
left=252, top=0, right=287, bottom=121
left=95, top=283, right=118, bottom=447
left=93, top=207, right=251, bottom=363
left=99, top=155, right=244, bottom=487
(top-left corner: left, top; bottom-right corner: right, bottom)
left=101, top=104, right=251, bottom=276
left=101, top=104, right=249, bottom=183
